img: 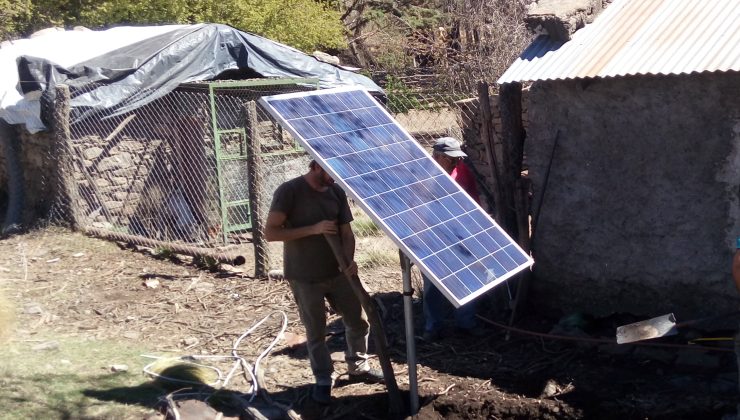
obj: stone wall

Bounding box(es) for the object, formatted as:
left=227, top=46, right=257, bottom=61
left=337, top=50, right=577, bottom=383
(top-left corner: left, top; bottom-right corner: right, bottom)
left=453, top=90, right=530, bottom=212
left=69, top=134, right=169, bottom=228
left=525, top=72, right=740, bottom=318
left=0, top=127, right=56, bottom=224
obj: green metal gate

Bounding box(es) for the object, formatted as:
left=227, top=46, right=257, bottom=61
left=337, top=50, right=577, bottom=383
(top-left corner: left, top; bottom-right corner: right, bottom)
left=208, top=78, right=318, bottom=244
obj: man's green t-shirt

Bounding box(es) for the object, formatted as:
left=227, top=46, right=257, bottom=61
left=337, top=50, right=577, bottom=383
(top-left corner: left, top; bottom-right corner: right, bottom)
left=269, top=176, right=354, bottom=282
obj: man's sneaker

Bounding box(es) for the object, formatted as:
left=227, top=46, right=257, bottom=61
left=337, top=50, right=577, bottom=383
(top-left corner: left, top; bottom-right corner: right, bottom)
left=348, top=367, right=385, bottom=384
left=311, top=384, right=332, bottom=405
left=422, top=329, right=441, bottom=341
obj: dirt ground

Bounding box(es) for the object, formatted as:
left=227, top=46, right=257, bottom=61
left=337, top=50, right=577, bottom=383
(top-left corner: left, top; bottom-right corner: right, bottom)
left=1, top=228, right=738, bottom=419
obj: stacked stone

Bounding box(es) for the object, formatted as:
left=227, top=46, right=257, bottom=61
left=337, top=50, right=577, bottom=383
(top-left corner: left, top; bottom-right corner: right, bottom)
left=72, top=135, right=161, bottom=225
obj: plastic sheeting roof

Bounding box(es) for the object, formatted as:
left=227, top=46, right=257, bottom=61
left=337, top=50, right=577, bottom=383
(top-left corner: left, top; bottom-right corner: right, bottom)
left=1, top=24, right=382, bottom=132
left=498, top=0, right=740, bottom=84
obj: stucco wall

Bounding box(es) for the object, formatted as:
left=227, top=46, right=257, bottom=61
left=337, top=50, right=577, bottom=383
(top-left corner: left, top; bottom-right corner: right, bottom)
left=526, top=72, right=740, bottom=318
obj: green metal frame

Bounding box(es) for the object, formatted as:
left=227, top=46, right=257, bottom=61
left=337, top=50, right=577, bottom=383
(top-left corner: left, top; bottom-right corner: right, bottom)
left=209, top=78, right=319, bottom=244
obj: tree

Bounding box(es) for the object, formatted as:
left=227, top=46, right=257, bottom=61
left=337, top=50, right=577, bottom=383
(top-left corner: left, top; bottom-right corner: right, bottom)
left=3, top=0, right=346, bottom=53
left=0, top=0, right=32, bottom=41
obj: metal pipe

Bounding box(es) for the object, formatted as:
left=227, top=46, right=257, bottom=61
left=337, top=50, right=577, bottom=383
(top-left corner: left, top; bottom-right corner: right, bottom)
left=400, top=251, right=419, bottom=415
left=0, top=120, right=24, bottom=235
left=84, top=227, right=246, bottom=266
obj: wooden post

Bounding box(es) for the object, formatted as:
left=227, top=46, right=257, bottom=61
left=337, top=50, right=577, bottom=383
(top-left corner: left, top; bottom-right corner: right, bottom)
left=477, top=82, right=503, bottom=224
left=498, top=82, right=525, bottom=237
left=323, top=234, right=403, bottom=418
left=507, top=179, right=532, bottom=327
left=53, top=85, right=81, bottom=229
left=245, top=101, right=269, bottom=278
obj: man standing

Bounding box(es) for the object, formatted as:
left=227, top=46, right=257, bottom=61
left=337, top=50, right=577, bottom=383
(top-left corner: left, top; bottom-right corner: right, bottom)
left=265, top=160, right=382, bottom=405
left=422, top=137, right=484, bottom=341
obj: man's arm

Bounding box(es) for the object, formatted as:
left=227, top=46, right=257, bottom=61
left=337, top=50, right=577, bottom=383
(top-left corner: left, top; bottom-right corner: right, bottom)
left=264, top=211, right=338, bottom=242
left=339, top=223, right=357, bottom=276
left=733, top=249, right=740, bottom=294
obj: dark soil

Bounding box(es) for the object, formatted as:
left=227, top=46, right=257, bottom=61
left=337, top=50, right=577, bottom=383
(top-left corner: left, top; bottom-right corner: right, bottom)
left=1, top=228, right=737, bottom=419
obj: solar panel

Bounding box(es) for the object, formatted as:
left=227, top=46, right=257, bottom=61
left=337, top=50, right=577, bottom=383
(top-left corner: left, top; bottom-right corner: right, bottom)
left=259, top=87, right=533, bottom=307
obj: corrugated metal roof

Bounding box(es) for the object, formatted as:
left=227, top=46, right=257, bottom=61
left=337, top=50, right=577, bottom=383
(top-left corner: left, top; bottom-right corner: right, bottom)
left=498, top=0, right=740, bottom=84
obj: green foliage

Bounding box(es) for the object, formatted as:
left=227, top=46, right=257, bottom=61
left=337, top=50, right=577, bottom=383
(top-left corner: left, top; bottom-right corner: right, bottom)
left=0, top=0, right=32, bottom=41
left=385, top=76, right=421, bottom=114
left=4, top=0, right=346, bottom=52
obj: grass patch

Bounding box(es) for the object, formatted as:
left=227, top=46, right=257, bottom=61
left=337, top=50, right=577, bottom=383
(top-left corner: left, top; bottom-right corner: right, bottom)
left=356, top=237, right=399, bottom=269
left=0, top=336, right=161, bottom=420
left=352, top=210, right=382, bottom=238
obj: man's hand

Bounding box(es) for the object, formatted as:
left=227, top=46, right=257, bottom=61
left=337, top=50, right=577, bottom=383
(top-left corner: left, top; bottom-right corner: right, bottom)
left=312, top=220, right=338, bottom=236
left=343, top=260, right=358, bottom=277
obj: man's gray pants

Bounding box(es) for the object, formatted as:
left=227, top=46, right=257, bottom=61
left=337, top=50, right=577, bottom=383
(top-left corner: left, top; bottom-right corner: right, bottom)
left=288, top=274, right=370, bottom=385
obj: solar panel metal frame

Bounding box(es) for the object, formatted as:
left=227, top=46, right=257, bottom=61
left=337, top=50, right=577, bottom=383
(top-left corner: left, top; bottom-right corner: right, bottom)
left=258, top=86, right=533, bottom=307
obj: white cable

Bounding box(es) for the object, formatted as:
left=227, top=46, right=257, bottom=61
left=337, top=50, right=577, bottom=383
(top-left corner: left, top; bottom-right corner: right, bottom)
left=140, top=311, right=289, bottom=406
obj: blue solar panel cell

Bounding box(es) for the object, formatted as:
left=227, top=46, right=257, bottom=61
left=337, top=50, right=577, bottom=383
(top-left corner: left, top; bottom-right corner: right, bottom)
left=288, top=118, right=321, bottom=139
left=507, top=246, right=530, bottom=266
left=398, top=210, right=426, bottom=234
left=398, top=141, right=428, bottom=160
left=422, top=254, right=452, bottom=278
left=385, top=214, right=413, bottom=239
left=457, top=269, right=486, bottom=295
left=319, top=94, right=350, bottom=113
left=489, top=227, right=510, bottom=247
left=349, top=91, right=378, bottom=108
left=364, top=195, right=393, bottom=218
left=494, top=248, right=518, bottom=271
left=412, top=204, right=440, bottom=227
left=435, top=248, right=465, bottom=273
left=378, top=190, right=406, bottom=213
left=259, top=87, right=532, bottom=308
left=442, top=275, right=471, bottom=300
left=483, top=255, right=508, bottom=279
left=452, top=243, right=477, bottom=266
left=383, top=125, right=412, bottom=144
left=462, top=237, right=488, bottom=260
left=270, top=98, right=314, bottom=119
left=403, top=235, right=434, bottom=259
left=467, top=261, right=496, bottom=284
left=416, top=230, right=445, bottom=254
left=424, top=199, right=453, bottom=221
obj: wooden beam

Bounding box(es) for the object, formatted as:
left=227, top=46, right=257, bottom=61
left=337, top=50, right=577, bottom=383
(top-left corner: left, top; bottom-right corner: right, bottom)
left=477, top=82, right=503, bottom=224
left=53, top=85, right=81, bottom=229
left=244, top=101, right=269, bottom=278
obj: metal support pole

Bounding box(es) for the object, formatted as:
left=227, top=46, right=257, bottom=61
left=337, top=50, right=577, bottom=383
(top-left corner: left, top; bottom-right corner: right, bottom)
left=399, top=251, right=419, bottom=415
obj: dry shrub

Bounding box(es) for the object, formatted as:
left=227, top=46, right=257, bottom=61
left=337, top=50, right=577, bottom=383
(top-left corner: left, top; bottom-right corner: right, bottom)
left=356, top=236, right=399, bottom=269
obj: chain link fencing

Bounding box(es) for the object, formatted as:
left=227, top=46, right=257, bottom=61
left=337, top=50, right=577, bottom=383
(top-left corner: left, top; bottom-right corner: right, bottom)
left=38, top=77, right=511, bottom=290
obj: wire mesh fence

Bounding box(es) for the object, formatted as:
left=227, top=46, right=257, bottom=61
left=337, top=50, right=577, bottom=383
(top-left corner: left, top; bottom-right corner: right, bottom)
left=40, top=77, right=510, bottom=283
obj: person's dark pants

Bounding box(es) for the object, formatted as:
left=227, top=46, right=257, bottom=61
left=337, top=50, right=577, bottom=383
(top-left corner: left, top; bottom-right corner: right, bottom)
left=288, top=274, right=370, bottom=385
left=423, top=274, right=477, bottom=333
